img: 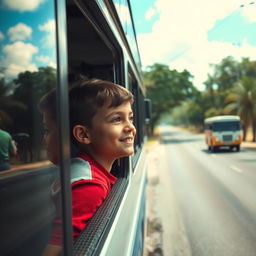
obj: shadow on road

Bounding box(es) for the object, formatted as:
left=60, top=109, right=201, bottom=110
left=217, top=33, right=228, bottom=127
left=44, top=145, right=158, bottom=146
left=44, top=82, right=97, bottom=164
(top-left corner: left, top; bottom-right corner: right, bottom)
left=160, top=138, right=201, bottom=144
left=201, top=148, right=240, bottom=154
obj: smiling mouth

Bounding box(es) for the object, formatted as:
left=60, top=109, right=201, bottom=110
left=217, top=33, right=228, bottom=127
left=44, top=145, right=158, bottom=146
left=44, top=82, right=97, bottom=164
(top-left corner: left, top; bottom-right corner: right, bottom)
left=120, top=137, right=134, bottom=143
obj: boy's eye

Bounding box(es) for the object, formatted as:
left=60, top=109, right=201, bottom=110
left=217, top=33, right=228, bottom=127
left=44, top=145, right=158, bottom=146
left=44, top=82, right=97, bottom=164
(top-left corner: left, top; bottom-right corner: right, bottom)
left=129, top=116, right=134, bottom=123
left=111, top=116, right=121, bottom=123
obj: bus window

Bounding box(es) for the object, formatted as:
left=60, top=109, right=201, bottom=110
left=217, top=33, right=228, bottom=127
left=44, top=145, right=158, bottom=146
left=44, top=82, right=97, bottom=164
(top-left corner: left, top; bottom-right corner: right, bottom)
left=0, top=1, right=68, bottom=255
left=212, top=121, right=241, bottom=132
left=1, top=0, right=148, bottom=255
left=128, top=70, right=145, bottom=168
left=66, top=0, right=115, bottom=83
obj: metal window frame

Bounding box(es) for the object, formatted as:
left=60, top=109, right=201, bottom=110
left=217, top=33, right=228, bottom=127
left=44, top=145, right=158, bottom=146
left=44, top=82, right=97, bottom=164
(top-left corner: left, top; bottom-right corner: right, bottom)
left=54, top=1, right=73, bottom=255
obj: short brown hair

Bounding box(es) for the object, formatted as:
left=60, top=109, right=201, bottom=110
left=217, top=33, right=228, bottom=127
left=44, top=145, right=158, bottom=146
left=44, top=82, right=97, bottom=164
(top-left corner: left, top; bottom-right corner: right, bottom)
left=39, top=78, right=134, bottom=128
left=69, top=79, right=134, bottom=128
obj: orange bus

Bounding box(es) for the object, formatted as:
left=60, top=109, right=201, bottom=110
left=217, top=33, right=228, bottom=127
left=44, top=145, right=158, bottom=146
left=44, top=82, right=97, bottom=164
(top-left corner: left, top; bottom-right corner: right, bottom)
left=204, top=115, right=242, bottom=152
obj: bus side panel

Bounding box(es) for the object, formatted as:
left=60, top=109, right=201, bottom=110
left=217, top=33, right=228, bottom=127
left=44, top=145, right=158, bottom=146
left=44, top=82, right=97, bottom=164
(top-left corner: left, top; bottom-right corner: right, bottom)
left=100, top=148, right=147, bottom=256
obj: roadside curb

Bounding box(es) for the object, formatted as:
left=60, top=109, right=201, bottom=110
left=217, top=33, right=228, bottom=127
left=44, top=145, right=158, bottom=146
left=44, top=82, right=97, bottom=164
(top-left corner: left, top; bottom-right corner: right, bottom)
left=144, top=140, right=163, bottom=256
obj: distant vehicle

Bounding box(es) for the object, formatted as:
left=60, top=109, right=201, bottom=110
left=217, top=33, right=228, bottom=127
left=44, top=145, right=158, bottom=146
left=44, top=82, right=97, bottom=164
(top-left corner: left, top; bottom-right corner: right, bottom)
left=204, top=115, right=242, bottom=152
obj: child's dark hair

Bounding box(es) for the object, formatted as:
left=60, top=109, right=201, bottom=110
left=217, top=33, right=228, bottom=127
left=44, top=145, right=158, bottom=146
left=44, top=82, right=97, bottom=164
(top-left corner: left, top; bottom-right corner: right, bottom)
left=38, top=78, right=134, bottom=129
left=69, top=79, right=133, bottom=128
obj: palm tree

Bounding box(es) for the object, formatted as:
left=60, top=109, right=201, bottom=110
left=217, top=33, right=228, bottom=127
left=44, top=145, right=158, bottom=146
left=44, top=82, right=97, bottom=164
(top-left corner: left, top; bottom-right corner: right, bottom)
left=224, top=76, right=256, bottom=141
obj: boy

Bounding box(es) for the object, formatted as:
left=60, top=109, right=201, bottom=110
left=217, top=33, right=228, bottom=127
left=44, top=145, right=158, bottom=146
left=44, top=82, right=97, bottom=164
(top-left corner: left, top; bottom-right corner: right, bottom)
left=39, top=79, right=136, bottom=256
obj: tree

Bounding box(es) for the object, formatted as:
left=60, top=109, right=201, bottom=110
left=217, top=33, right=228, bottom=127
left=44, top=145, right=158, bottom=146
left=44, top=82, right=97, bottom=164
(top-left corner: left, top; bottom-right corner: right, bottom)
left=203, top=56, right=240, bottom=112
left=0, top=73, right=26, bottom=129
left=144, top=63, right=198, bottom=132
left=225, top=77, right=256, bottom=141
left=12, top=66, right=57, bottom=160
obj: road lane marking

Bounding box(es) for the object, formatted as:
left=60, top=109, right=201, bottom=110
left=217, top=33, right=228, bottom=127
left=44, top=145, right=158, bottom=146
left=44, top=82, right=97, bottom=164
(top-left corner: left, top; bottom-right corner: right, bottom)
left=231, top=165, right=243, bottom=173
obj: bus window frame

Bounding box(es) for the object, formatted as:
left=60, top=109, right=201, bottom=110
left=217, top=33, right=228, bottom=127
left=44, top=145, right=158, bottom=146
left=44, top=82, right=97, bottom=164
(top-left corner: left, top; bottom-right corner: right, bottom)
left=128, top=68, right=144, bottom=169
left=55, top=0, right=73, bottom=254
left=69, top=1, right=133, bottom=254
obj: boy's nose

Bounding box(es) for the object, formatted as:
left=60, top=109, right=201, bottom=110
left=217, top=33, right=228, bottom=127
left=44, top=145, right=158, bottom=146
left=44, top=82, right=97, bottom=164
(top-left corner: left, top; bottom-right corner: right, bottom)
left=125, top=120, right=136, bottom=133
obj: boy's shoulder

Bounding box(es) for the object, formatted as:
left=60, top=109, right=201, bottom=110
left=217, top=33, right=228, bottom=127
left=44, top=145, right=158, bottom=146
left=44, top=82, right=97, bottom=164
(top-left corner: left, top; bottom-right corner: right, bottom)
left=70, top=156, right=116, bottom=184
left=70, top=157, right=93, bottom=183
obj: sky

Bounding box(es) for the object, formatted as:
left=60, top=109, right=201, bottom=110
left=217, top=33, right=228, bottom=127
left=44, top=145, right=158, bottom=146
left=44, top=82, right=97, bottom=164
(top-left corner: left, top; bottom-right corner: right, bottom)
left=1, top=0, right=256, bottom=90
left=130, top=0, right=256, bottom=90
left=0, top=0, right=56, bottom=79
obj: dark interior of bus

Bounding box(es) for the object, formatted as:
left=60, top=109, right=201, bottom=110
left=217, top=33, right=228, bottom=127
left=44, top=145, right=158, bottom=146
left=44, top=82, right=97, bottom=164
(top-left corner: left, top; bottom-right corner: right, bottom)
left=67, top=0, right=127, bottom=179
left=67, top=0, right=115, bottom=83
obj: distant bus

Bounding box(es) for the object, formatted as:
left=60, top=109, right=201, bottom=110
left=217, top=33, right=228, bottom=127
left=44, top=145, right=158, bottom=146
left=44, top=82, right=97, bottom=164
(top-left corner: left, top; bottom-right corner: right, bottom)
left=204, top=115, right=242, bottom=152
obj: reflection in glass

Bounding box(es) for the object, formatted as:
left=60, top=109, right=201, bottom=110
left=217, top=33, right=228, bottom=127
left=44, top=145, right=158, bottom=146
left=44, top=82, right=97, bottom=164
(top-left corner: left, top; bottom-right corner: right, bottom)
left=0, top=1, right=64, bottom=255
left=0, top=0, right=57, bottom=169
left=112, top=0, right=142, bottom=73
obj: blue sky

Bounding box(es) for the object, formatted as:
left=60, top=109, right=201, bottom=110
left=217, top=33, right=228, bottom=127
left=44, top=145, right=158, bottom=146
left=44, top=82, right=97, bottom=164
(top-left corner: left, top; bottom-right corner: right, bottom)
left=130, top=0, right=256, bottom=90
left=131, top=0, right=159, bottom=33
left=0, top=0, right=56, bottom=79
left=1, top=0, right=256, bottom=90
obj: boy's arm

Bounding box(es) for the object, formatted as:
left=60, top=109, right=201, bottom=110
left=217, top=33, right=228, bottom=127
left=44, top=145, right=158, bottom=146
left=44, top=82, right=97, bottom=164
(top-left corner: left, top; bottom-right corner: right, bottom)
left=43, top=182, right=106, bottom=254
left=72, top=181, right=107, bottom=240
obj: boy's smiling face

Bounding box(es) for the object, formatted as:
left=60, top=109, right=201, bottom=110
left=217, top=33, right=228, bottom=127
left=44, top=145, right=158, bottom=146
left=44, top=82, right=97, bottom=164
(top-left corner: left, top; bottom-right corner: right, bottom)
left=85, top=101, right=136, bottom=168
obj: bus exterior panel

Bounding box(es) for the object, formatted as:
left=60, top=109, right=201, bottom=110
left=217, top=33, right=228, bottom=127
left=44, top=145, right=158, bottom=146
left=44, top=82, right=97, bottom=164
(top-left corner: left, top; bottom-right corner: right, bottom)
left=99, top=147, right=147, bottom=256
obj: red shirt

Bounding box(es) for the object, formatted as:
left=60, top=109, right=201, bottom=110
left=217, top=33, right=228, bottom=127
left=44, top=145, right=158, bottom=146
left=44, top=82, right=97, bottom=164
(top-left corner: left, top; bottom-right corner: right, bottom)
left=49, top=152, right=117, bottom=245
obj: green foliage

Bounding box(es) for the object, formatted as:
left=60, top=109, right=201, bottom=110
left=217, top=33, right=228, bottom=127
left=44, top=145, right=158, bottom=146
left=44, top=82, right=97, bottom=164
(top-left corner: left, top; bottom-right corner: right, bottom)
left=11, top=67, right=57, bottom=150
left=0, top=67, right=57, bottom=161
left=224, top=76, right=256, bottom=140
left=0, top=77, right=26, bottom=128
left=144, top=63, right=198, bottom=130
left=144, top=57, right=256, bottom=141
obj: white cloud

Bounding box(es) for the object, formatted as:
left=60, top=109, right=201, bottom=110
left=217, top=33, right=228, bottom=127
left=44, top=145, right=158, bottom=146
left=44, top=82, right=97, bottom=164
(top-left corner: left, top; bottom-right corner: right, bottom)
left=0, top=31, right=5, bottom=41
left=240, top=3, right=256, bottom=22
left=3, top=0, right=45, bottom=12
left=8, top=23, right=32, bottom=41
left=113, top=3, right=132, bottom=26
left=137, top=0, right=256, bottom=90
left=38, top=19, right=56, bottom=47
left=2, top=41, right=38, bottom=78
left=36, top=55, right=56, bottom=68
left=145, top=8, right=157, bottom=20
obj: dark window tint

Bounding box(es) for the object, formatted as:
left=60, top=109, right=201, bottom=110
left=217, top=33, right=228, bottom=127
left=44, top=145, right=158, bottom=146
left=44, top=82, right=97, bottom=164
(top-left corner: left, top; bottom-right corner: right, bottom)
left=212, top=121, right=241, bottom=131
left=0, top=1, right=64, bottom=255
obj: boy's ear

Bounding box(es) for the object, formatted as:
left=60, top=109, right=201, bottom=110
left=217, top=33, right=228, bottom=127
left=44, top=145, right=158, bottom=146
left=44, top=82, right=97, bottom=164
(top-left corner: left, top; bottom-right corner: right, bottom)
left=72, top=125, right=91, bottom=144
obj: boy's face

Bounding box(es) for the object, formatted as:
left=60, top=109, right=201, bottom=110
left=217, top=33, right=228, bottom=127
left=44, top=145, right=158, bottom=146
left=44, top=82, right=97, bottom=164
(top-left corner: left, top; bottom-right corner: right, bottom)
left=87, top=101, right=136, bottom=163
left=43, top=110, right=60, bottom=165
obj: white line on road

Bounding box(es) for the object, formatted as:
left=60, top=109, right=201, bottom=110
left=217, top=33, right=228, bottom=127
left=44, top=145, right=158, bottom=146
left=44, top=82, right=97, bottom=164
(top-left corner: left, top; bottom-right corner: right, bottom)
left=231, top=165, right=243, bottom=173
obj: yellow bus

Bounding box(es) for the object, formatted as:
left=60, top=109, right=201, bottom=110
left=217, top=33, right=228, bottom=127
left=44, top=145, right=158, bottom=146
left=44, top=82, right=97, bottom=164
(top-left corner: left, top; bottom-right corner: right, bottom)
left=204, top=115, right=242, bottom=152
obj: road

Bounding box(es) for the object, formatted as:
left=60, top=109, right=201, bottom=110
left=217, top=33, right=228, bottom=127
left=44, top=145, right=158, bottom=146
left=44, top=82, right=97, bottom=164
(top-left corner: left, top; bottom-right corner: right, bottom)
left=145, top=126, right=256, bottom=256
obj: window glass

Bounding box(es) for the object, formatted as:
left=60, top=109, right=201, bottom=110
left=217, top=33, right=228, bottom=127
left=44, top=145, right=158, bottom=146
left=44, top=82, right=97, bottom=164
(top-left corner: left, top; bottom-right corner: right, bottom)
left=213, top=121, right=241, bottom=131
left=128, top=72, right=142, bottom=169
left=112, top=0, right=142, bottom=72
left=0, top=1, right=64, bottom=255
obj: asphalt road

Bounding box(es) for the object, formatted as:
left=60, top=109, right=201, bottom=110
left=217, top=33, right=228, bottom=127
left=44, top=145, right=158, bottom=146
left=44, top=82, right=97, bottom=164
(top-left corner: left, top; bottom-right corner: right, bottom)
left=146, top=126, right=256, bottom=256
